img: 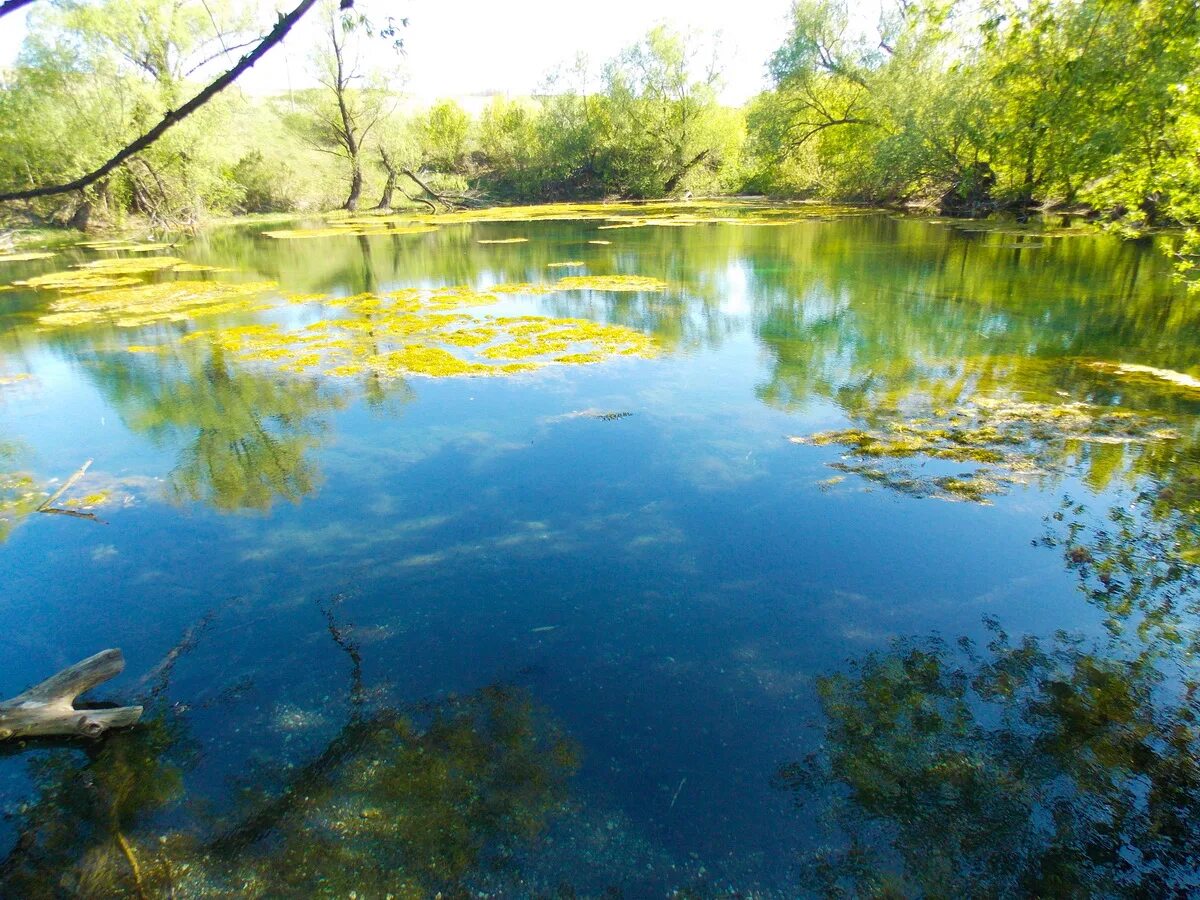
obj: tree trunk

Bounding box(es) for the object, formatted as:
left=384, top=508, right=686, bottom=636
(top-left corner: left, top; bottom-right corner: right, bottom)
left=402, top=168, right=447, bottom=209
left=372, top=150, right=396, bottom=214
left=69, top=195, right=93, bottom=231
left=343, top=158, right=362, bottom=212
left=663, top=149, right=711, bottom=195
left=375, top=169, right=396, bottom=210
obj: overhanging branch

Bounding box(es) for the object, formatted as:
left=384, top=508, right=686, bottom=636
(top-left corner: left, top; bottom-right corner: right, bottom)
left=0, top=0, right=331, bottom=202
left=0, top=0, right=36, bottom=20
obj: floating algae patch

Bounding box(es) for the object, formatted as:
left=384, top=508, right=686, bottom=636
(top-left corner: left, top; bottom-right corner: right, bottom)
left=38, top=280, right=278, bottom=329
left=546, top=261, right=585, bottom=268
left=487, top=281, right=560, bottom=295
left=554, top=275, right=667, bottom=292
left=789, top=396, right=1181, bottom=503
left=14, top=256, right=189, bottom=293
left=171, top=262, right=232, bottom=273
left=175, top=286, right=660, bottom=380
left=588, top=240, right=612, bottom=245
left=78, top=241, right=174, bottom=252
left=0, top=373, right=32, bottom=386
left=0, top=252, right=56, bottom=263
left=0, top=469, right=42, bottom=543
left=263, top=223, right=439, bottom=239
left=1086, top=361, right=1200, bottom=393
left=477, top=237, right=529, bottom=244
left=75, top=256, right=186, bottom=272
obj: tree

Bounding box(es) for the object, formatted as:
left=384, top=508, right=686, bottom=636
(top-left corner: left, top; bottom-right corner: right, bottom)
left=417, top=99, right=471, bottom=173
left=292, top=3, right=391, bottom=211
left=601, top=26, right=738, bottom=196
left=0, top=0, right=332, bottom=206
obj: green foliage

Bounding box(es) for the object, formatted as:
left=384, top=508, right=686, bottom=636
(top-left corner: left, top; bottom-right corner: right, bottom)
left=227, top=151, right=296, bottom=214
left=752, top=0, right=1200, bottom=236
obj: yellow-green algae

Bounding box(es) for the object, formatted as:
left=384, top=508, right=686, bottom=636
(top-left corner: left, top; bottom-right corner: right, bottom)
left=38, top=280, right=278, bottom=329
left=554, top=274, right=667, bottom=292
left=255, top=199, right=868, bottom=241
left=790, top=395, right=1182, bottom=503
left=546, top=260, right=585, bottom=267
left=78, top=241, right=173, bottom=252
left=170, top=286, right=659, bottom=380
left=263, top=223, right=439, bottom=240
left=0, top=251, right=56, bottom=263
left=12, top=256, right=202, bottom=294
left=0, top=373, right=32, bottom=386
left=476, top=237, right=529, bottom=244
left=0, top=467, right=42, bottom=543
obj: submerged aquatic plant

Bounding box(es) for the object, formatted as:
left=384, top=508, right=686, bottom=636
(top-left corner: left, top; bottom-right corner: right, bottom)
left=0, top=665, right=578, bottom=898
left=790, top=396, right=1181, bottom=503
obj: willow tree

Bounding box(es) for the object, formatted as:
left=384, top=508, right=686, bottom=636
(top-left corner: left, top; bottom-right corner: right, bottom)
left=601, top=26, right=740, bottom=196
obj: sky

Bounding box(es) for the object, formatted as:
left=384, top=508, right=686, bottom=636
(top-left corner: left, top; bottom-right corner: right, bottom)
left=0, top=0, right=798, bottom=105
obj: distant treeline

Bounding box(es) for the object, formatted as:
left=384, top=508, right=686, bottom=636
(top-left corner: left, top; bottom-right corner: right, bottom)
left=1, top=0, right=1198, bottom=276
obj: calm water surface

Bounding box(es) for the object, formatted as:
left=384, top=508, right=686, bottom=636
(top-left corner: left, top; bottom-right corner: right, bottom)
left=1, top=206, right=1199, bottom=896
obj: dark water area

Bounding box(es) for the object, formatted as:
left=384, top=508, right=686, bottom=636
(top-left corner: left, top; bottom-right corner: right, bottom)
left=1, top=206, right=1199, bottom=896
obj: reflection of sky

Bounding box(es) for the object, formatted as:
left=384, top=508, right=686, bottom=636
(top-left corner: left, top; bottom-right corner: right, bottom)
left=0, top=215, right=1195, bottom=894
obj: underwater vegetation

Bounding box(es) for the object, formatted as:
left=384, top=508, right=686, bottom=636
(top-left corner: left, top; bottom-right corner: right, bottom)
left=789, top=396, right=1182, bottom=503
left=0, top=616, right=579, bottom=899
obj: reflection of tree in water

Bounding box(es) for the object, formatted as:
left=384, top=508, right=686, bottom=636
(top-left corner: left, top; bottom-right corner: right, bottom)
left=782, top=626, right=1200, bottom=897
left=783, top=486, right=1200, bottom=896
left=0, top=604, right=579, bottom=898
left=89, top=342, right=345, bottom=511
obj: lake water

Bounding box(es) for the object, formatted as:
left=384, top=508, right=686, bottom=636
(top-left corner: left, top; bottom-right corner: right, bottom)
left=1, top=203, right=1199, bottom=896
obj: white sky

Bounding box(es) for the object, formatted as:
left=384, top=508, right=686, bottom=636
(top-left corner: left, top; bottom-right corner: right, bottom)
left=0, top=0, right=800, bottom=105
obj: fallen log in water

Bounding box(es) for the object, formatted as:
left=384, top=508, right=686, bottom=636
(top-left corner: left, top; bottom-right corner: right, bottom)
left=0, top=650, right=143, bottom=740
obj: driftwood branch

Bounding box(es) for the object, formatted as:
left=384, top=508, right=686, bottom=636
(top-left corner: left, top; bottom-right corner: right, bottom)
left=0, top=650, right=143, bottom=740
left=36, top=458, right=104, bottom=523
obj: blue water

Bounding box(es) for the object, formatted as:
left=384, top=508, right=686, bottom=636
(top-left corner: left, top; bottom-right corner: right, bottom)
left=1, top=208, right=1198, bottom=896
